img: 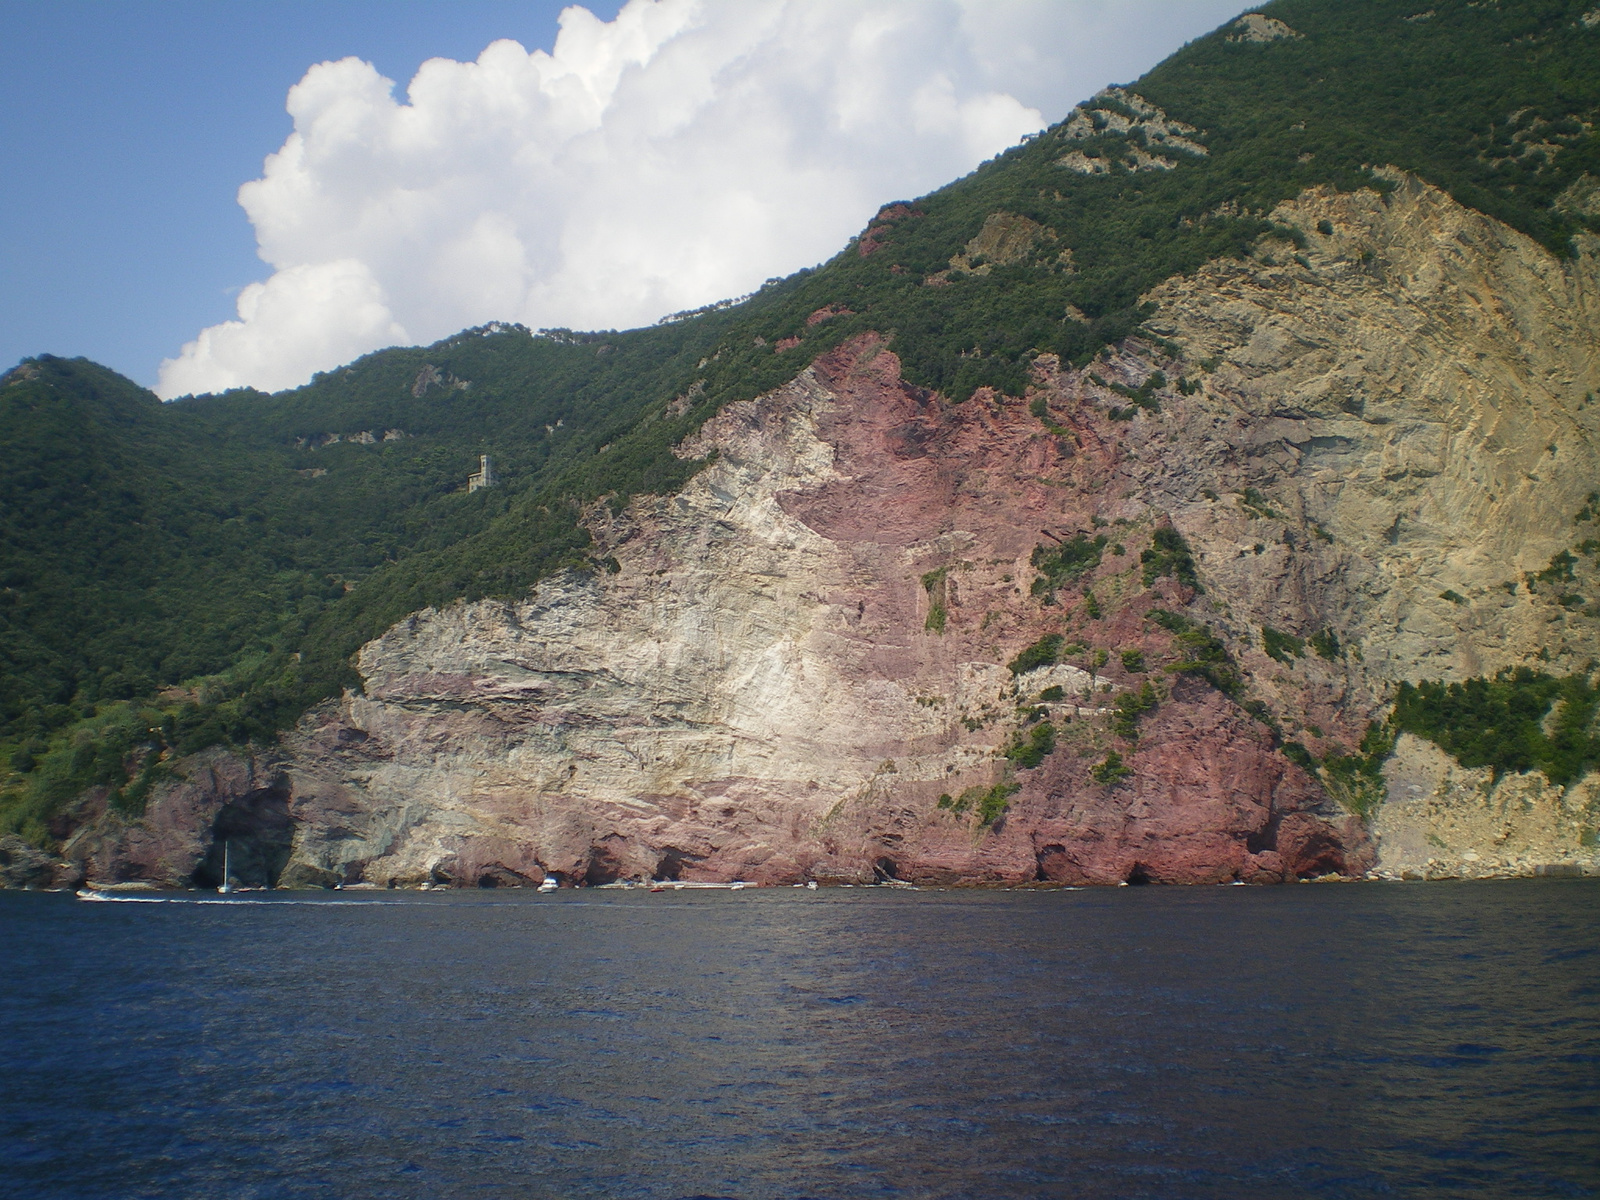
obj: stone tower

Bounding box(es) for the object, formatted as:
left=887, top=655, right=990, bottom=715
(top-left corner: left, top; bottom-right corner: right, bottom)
left=467, top=454, right=496, bottom=493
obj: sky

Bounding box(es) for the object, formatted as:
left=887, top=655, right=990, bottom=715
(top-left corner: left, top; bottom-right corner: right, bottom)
left=0, top=0, right=1248, bottom=395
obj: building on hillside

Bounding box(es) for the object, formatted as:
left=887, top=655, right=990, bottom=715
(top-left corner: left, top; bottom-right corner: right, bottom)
left=468, top=454, right=497, bottom=492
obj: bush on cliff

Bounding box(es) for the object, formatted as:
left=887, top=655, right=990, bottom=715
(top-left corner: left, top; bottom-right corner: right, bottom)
left=1393, top=669, right=1600, bottom=786
left=1008, top=634, right=1064, bottom=677
left=1006, top=721, right=1057, bottom=770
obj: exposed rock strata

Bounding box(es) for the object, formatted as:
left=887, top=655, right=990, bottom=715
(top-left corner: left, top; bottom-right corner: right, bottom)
left=67, top=175, right=1600, bottom=887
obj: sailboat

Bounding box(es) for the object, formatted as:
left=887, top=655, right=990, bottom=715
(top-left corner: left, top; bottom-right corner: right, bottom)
left=217, top=841, right=236, bottom=895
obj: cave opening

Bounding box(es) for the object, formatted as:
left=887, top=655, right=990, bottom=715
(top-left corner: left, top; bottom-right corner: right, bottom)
left=190, top=783, right=294, bottom=889
left=1247, top=814, right=1281, bottom=854
left=1125, top=863, right=1153, bottom=886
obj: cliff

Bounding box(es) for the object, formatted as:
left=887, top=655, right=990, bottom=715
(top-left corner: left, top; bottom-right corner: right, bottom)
left=52, top=175, right=1600, bottom=889
left=9, top=2, right=1600, bottom=889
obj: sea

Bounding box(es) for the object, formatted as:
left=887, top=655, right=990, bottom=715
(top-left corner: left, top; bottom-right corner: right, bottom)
left=1, top=880, right=1596, bottom=1200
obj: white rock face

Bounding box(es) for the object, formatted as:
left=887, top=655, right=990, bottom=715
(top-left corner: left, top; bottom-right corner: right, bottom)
left=276, top=367, right=1082, bottom=887
left=1056, top=88, right=1208, bottom=171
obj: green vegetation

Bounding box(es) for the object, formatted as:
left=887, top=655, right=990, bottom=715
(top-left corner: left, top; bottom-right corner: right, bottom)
left=1281, top=740, right=1318, bottom=775
left=921, top=566, right=950, bottom=632
left=1091, top=750, right=1132, bottom=785
left=1320, top=723, right=1397, bottom=819
left=1006, top=721, right=1057, bottom=770
left=1, top=324, right=722, bottom=840
left=1393, top=668, right=1600, bottom=786
left=1030, top=534, right=1105, bottom=598
left=1149, top=609, right=1242, bottom=698
left=1008, top=634, right=1063, bottom=676
left=1140, top=527, right=1199, bottom=590
left=1308, top=628, right=1342, bottom=660
left=1279, top=722, right=1395, bottom=818
left=1262, top=626, right=1306, bottom=664
left=937, top=779, right=1020, bottom=826
left=1239, top=488, right=1284, bottom=521
left=1112, top=681, right=1160, bottom=741
left=1120, top=649, right=1145, bottom=672
left=1530, top=551, right=1578, bottom=591
left=1094, top=369, right=1166, bottom=413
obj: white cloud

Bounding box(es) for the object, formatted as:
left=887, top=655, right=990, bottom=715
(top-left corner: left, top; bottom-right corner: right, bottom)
left=158, top=260, right=408, bottom=396
left=157, top=0, right=1244, bottom=397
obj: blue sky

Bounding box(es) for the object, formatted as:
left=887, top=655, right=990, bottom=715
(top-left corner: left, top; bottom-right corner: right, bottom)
left=1, top=1, right=617, bottom=386
left=0, top=1, right=1243, bottom=392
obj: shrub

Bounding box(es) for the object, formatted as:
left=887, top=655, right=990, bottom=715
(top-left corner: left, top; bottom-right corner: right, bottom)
left=942, top=780, right=1020, bottom=826
left=1281, top=741, right=1317, bottom=773
left=1112, top=680, right=1159, bottom=740
left=1149, top=609, right=1241, bottom=698
left=1320, top=723, right=1396, bottom=819
left=1091, top=750, right=1132, bottom=785
left=977, top=781, right=1019, bottom=826
left=1532, top=551, right=1577, bottom=590
left=1006, top=721, right=1057, bottom=769
left=1008, top=634, right=1063, bottom=676
left=922, top=566, right=950, bottom=633
left=1308, top=628, right=1341, bottom=660
left=1239, top=488, right=1283, bottom=520
left=1030, top=535, right=1106, bottom=598
left=1262, top=626, right=1305, bottom=664
left=1121, top=649, right=1145, bottom=672
left=1393, top=669, right=1598, bottom=786
left=1140, top=527, right=1199, bottom=589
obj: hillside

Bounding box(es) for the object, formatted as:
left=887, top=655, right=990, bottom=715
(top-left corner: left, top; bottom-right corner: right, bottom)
left=3, top=0, right=1599, bottom=881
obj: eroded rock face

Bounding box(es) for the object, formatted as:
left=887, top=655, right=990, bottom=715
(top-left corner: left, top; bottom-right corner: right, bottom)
left=1373, top=735, right=1600, bottom=879
left=64, top=750, right=291, bottom=889
left=0, top=835, right=56, bottom=889
left=244, top=339, right=1361, bottom=889
left=69, top=175, right=1600, bottom=887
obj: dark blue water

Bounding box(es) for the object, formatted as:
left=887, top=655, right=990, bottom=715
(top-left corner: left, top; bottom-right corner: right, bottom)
left=1, top=881, right=1597, bottom=1200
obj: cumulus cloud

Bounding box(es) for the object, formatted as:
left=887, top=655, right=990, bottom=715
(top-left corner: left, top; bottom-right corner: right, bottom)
left=158, top=0, right=1239, bottom=397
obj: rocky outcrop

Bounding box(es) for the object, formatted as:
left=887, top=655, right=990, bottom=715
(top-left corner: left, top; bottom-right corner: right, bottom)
left=0, top=835, right=56, bottom=888
left=62, top=750, right=292, bottom=889
left=60, top=174, right=1600, bottom=887
left=1229, top=14, right=1301, bottom=42
left=1372, top=734, right=1600, bottom=879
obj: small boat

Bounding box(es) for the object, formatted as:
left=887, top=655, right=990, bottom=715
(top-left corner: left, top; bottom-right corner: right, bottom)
left=538, top=875, right=559, bottom=893
left=218, top=841, right=236, bottom=895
